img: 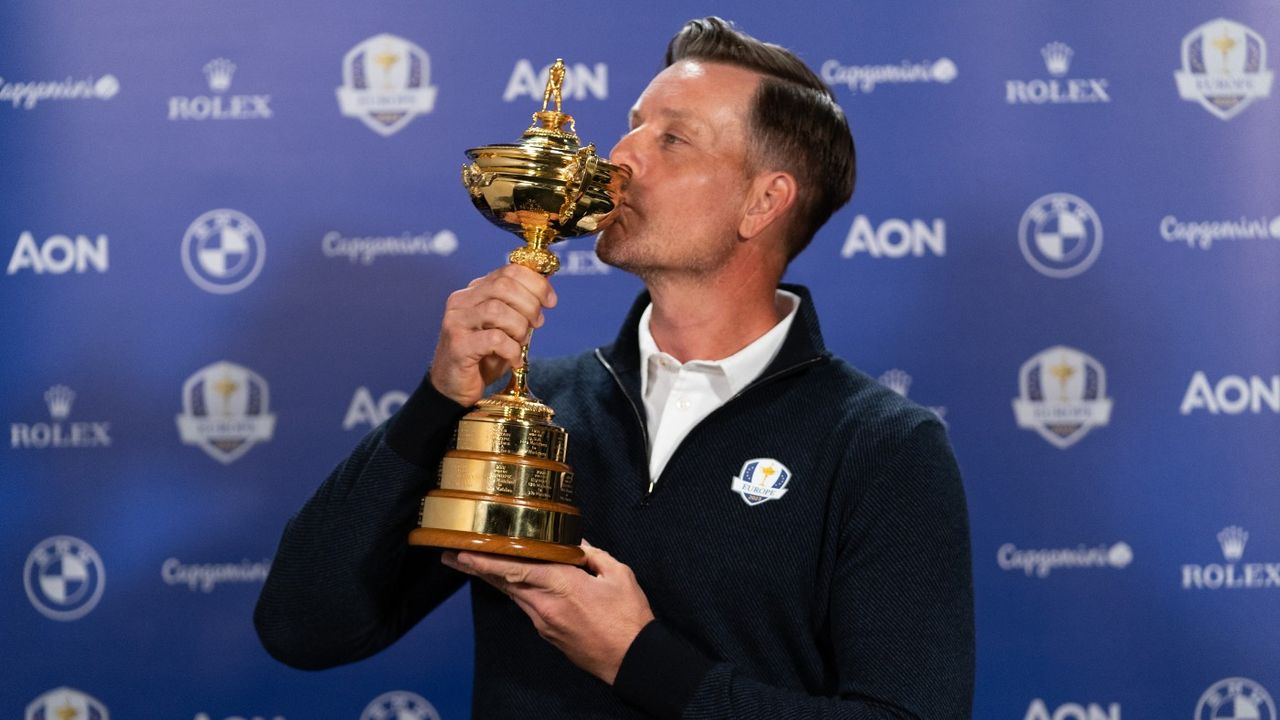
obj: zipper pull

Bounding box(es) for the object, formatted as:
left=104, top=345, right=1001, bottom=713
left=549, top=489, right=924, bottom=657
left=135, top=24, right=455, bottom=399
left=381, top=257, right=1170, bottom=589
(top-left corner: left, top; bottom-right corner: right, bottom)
left=646, top=478, right=657, bottom=495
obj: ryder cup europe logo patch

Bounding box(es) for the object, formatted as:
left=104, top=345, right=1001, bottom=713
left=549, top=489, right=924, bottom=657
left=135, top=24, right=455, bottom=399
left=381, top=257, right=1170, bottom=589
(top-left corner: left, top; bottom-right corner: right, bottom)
left=176, top=360, right=276, bottom=464
left=731, top=458, right=791, bottom=506
left=1013, top=345, right=1112, bottom=449
left=25, top=687, right=109, bottom=720
left=1175, top=18, right=1273, bottom=121
left=337, top=33, right=438, bottom=136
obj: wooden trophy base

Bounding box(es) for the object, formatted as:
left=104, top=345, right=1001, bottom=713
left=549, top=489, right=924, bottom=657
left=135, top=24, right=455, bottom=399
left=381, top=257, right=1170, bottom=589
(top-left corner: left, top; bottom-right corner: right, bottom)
left=409, top=527, right=586, bottom=566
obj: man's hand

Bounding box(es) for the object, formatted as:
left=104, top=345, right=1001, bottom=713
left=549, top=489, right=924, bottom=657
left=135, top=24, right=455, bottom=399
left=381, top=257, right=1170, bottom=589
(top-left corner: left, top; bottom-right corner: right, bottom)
left=430, top=264, right=557, bottom=407
left=441, top=542, right=655, bottom=685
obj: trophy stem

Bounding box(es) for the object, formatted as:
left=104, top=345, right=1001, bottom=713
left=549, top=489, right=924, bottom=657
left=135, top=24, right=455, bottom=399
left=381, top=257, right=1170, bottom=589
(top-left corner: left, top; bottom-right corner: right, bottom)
left=522, top=223, right=554, bottom=250
left=508, top=335, right=532, bottom=398
left=501, top=222, right=561, bottom=403
left=508, top=225, right=561, bottom=276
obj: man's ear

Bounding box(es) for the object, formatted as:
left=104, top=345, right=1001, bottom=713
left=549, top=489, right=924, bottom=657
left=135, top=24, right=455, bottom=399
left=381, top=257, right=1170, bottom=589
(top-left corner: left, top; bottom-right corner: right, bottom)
left=739, top=171, right=798, bottom=240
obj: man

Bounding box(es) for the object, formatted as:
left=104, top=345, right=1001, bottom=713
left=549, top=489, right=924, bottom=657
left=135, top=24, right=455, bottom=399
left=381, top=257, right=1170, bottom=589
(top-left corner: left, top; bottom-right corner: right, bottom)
left=256, top=17, right=974, bottom=719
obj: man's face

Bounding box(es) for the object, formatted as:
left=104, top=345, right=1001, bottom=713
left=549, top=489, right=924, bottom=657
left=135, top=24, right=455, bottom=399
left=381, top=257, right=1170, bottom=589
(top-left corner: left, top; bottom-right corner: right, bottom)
left=595, top=60, right=761, bottom=278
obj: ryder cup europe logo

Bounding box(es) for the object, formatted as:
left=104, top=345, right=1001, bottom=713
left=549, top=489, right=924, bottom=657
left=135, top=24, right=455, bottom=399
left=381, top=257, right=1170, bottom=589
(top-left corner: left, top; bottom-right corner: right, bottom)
left=26, top=687, right=109, bottom=720
left=730, top=458, right=792, bottom=506
left=1013, top=346, right=1113, bottom=449
left=1196, top=678, right=1275, bottom=720
left=1176, top=19, right=1273, bottom=121
left=337, top=33, right=438, bottom=136
left=181, top=209, right=266, bottom=294
left=1019, top=193, right=1102, bottom=278
left=24, top=536, right=105, bottom=621
left=176, top=361, right=276, bottom=464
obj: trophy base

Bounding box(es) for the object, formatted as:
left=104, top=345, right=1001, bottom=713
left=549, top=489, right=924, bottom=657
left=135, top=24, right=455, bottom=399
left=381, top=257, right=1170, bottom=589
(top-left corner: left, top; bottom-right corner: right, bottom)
left=409, top=527, right=586, bottom=566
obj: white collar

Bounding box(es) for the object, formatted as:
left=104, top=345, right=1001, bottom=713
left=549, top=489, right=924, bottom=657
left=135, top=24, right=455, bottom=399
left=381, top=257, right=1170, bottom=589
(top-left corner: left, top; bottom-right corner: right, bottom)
left=638, top=289, right=801, bottom=398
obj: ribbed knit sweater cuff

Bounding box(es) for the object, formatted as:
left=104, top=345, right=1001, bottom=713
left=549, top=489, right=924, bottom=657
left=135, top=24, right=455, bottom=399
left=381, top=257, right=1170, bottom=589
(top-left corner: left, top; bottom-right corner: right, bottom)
left=613, top=619, right=716, bottom=719
left=387, top=370, right=470, bottom=467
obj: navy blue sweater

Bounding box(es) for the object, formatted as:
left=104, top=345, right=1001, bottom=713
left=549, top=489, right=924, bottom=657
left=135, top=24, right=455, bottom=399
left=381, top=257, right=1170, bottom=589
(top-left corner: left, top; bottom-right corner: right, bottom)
left=255, top=285, right=974, bottom=719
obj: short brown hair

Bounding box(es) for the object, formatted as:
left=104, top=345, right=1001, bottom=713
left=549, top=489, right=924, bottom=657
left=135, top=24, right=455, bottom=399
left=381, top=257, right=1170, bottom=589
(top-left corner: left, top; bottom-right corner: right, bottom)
left=666, top=17, right=856, bottom=261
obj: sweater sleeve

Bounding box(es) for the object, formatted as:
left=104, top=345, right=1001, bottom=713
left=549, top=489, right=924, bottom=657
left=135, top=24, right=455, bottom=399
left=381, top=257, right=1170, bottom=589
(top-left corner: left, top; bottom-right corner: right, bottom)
left=253, top=372, right=473, bottom=670
left=612, top=419, right=975, bottom=719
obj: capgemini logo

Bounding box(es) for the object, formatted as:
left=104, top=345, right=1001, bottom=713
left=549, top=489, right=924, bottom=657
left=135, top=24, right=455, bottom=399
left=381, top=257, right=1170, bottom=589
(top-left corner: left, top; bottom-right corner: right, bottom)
left=997, top=541, right=1133, bottom=578
left=1108, top=542, right=1134, bottom=569
left=820, top=57, right=958, bottom=94
left=94, top=75, right=120, bottom=100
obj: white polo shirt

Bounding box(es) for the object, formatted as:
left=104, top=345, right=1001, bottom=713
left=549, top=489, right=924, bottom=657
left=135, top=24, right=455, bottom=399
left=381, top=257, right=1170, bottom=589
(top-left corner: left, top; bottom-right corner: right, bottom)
left=637, top=289, right=801, bottom=484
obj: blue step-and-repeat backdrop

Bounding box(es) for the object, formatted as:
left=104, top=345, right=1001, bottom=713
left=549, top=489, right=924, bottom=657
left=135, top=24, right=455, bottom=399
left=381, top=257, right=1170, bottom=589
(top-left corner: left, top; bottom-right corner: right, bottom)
left=3, top=2, right=1278, bottom=719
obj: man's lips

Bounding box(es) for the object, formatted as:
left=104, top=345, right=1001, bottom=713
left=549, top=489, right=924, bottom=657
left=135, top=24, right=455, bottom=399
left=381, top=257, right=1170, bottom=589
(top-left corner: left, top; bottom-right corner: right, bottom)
left=610, top=205, right=630, bottom=230
left=598, top=199, right=630, bottom=231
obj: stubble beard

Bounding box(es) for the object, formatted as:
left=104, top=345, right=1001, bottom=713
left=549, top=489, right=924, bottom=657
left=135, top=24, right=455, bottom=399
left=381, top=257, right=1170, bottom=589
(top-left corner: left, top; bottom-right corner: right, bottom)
left=596, top=219, right=738, bottom=283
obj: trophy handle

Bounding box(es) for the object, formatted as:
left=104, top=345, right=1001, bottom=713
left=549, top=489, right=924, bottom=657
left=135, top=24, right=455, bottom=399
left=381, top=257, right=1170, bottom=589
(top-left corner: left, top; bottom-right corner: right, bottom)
left=557, top=144, right=597, bottom=222
left=461, top=162, right=495, bottom=198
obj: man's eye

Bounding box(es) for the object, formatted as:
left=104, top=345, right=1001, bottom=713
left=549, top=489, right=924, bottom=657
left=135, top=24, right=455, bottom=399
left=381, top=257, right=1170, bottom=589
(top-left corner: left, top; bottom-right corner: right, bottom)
left=662, top=133, right=684, bottom=145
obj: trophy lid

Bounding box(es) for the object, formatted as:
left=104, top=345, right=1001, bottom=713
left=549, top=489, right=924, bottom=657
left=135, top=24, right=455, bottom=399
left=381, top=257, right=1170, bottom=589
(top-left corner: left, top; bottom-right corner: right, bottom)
left=516, top=59, right=582, bottom=152
left=518, top=110, right=580, bottom=151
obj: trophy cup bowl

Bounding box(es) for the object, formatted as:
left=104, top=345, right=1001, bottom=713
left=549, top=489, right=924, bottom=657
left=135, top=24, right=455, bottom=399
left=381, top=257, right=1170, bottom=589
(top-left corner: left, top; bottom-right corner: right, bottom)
left=408, top=60, right=629, bottom=566
left=462, top=123, right=628, bottom=264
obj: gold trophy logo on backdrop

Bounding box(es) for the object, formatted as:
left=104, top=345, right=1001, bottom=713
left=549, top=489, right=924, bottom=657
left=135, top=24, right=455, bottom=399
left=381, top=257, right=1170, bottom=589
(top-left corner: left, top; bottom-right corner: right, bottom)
left=408, top=60, right=629, bottom=565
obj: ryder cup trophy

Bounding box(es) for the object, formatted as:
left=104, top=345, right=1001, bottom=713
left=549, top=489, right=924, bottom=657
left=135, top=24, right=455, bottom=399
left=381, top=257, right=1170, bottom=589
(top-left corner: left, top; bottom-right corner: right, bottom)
left=408, top=59, right=629, bottom=565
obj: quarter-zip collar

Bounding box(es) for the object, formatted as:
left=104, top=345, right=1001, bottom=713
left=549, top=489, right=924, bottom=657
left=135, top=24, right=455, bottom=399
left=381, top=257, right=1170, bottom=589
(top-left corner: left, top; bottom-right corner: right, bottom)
left=596, top=283, right=831, bottom=415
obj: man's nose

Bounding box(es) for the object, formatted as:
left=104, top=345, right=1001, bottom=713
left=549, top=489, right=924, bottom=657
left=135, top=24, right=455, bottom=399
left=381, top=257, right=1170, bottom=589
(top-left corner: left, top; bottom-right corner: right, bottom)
left=606, top=131, right=640, bottom=181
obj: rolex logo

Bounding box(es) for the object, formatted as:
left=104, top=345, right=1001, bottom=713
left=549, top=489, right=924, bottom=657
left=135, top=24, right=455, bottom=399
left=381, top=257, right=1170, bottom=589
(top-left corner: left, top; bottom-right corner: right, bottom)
left=1218, top=525, right=1249, bottom=562
left=879, top=368, right=947, bottom=421
left=1041, top=42, right=1073, bottom=77
left=44, top=385, right=75, bottom=420
left=1183, top=525, right=1279, bottom=590
left=11, top=385, right=110, bottom=449
left=879, top=369, right=912, bottom=397
left=170, top=57, right=270, bottom=121
left=203, top=57, right=236, bottom=93
left=1007, top=42, right=1108, bottom=105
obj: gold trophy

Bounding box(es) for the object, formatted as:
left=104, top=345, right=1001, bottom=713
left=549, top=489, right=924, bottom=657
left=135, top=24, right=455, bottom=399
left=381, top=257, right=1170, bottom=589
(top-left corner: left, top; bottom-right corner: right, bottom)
left=408, top=60, right=629, bottom=565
